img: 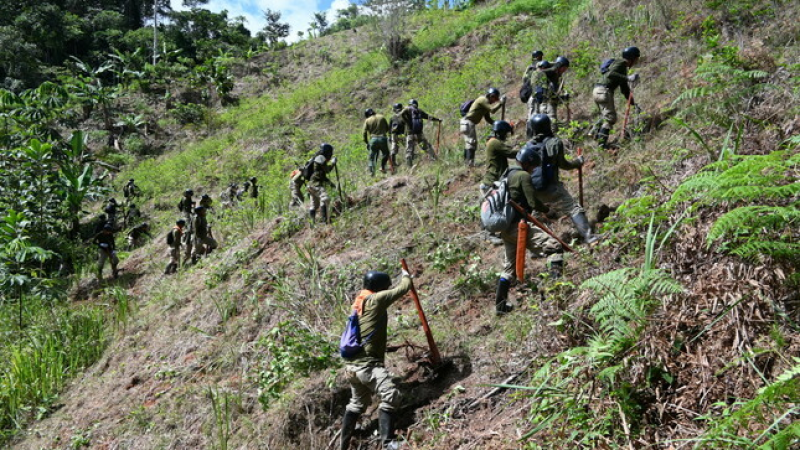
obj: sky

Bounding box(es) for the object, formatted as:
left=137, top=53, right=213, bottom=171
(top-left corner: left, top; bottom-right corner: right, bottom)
left=170, top=0, right=352, bottom=42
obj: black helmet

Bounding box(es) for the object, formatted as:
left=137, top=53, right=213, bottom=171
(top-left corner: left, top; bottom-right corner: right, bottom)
left=486, top=87, right=500, bottom=98
left=492, top=120, right=513, bottom=137
left=537, top=60, right=552, bottom=69
left=363, top=271, right=391, bottom=292
left=104, top=205, right=114, bottom=214
left=531, top=50, right=543, bottom=60
left=554, top=56, right=570, bottom=67
left=364, top=108, right=375, bottom=118
left=408, top=99, right=418, bottom=106
left=319, top=143, right=334, bottom=159
left=184, top=189, right=193, bottom=196
left=622, top=46, right=640, bottom=60
left=128, top=178, right=135, bottom=182
left=393, top=103, right=403, bottom=112
left=194, top=206, right=205, bottom=214
left=201, top=193, right=210, bottom=199
left=528, top=114, right=553, bottom=137
left=516, top=143, right=542, bottom=167
left=109, top=198, right=118, bottom=204
left=250, top=177, right=257, bottom=183
left=102, top=224, right=113, bottom=231
left=176, top=218, right=186, bottom=225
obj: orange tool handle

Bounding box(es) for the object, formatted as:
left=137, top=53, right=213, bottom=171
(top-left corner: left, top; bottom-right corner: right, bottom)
left=400, top=258, right=441, bottom=365
left=516, top=221, right=528, bottom=280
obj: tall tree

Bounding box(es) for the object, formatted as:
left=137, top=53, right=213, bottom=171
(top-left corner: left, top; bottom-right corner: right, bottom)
left=259, top=9, right=290, bottom=47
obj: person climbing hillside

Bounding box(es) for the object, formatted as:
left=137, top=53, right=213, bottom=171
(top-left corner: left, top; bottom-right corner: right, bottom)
left=401, top=99, right=440, bottom=167
left=521, top=51, right=545, bottom=118
left=592, top=46, right=641, bottom=149
left=94, top=224, right=119, bottom=281
left=461, top=87, right=506, bottom=167
left=528, top=56, right=570, bottom=134
left=492, top=147, right=563, bottom=315
left=126, top=222, right=151, bottom=250
left=178, top=189, right=195, bottom=221
left=123, top=178, right=140, bottom=200
left=164, top=218, right=185, bottom=275
left=363, top=108, right=391, bottom=175
left=307, top=143, right=337, bottom=224
left=105, top=198, right=119, bottom=229
left=389, top=103, right=405, bottom=168
left=199, top=193, right=213, bottom=210
left=481, top=120, right=518, bottom=195
left=249, top=177, right=259, bottom=198
left=526, top=114, right=598, bottom=244
left=192, top=206, right=217, bottom=262
left=124, top=202, right=141, bottom=225
left=178, top=189, right=195, bottom=263
left=340, top=270, right=412, bottom=450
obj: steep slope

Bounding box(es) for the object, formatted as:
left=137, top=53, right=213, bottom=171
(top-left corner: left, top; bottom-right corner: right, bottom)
left=12, top=0, right=799, bottom=448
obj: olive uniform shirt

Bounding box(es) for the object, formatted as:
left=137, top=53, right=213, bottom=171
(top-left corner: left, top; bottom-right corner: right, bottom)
left=193, top=214, right=210, bottom=239
left=347, top=276, right=412, bottom=366
left=363, top=114, right=390, bottom=143
left=597, top=59, right=631, bottom=99
left=482, top=138, right=518, bottom=186
left=507, top=168, right=548, bottom=215
left=465, top=95, right=502, bottom=125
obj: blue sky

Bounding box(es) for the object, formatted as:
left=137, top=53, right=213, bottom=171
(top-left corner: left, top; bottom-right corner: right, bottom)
left=170, top=0, right=351, bottom=42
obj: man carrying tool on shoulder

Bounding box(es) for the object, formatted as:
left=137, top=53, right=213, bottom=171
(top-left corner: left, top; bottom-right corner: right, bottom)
left=363, top=108, right=391, bottom=176
left=493, top=147, right=563, bottom=315
left=461, top=87, right=506, bottom=167
left=529, top=56, right=571, bottom=134
left=527, top=114, right=598, bottom=245
left=592, top=46, right=641, bottom=149
left=340, top=270, right=412, bottom=450
left=401, top=99, right=440, bottom=167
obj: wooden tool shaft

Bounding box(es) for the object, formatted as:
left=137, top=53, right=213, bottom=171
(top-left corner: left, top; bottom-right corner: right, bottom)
left=400, top=258, right=442, bottom=365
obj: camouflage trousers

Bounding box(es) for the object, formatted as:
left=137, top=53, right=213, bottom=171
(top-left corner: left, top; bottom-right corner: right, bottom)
left=168, top=245, right=181, bottom=266
left=500, top=221, right=562, bottom=280
left=307, top=184, right=330, bottom=211
left=97, top=248, right=119, bottom=279
left=406, top=133, right=436, bottom=161
left=389, top=134, right=404, bottom=157
left=344, top=363, right=400, bottom=414
left=183, top=231, right=194, bottom=261
left=537, top=181, right=584, bottom=217
left=194, top=235, right=218, bottom=255
left=592, top=85, right=616, bottom=128
left=289, top=171, right=305, bottom=206
left=459, top=118, right=477, bottom=156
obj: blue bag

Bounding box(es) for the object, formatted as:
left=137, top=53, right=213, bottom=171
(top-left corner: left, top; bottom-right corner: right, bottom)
left=339, top=310, right=367, bottom=358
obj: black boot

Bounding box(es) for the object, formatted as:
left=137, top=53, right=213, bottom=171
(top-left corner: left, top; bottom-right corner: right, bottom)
left=379, top=410, right=398, bottom=450
left=548, top=260, right=563, bottom=279
left=308, top=208, right=316, bottom=223
left=464, top=148, right=475, bottom=167
left=340, top=410, right=360, bottom=450
left=164, top=263, right=176, bottom=275
left=571, top=212, right=599, bottom=244
left=597, top=127, right=611, bottom=149
left=495, top=278, right=513, bottom=316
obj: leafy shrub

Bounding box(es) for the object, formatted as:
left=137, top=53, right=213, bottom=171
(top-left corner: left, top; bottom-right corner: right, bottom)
left=170, top=103, right=206, bottom=125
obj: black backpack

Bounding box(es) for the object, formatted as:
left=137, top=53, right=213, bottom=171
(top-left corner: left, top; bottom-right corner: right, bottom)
left=519, top=76, right=533, bottom=103
left=600, top=58, right=615, bottom=74
left=301, top=158, right=315, bottom=180
left=166, top=230, right=175, bottom=246
left=459, top=99, right=475, bottom=117
left=390, top=115, right=405, bottom=134
left=409, top=106, right=424, bottom=134
left=529, top=139, right=557, bottom=190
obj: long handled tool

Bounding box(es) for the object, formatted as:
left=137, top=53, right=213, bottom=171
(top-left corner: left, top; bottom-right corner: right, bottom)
left=516, top=221, right=528, bottom=280
left=621, top=87, right=634, bottom=141
left=508, top=200, right=575, bottom=253
left=501, top=101, right=506, bottom=121
left=577, top=147, right=584, bottom=207
left=333, top=162, right=345, bottom=209
left=400, top=258, right=441, bottom=365
left=435, top=121, right=441, bottom=158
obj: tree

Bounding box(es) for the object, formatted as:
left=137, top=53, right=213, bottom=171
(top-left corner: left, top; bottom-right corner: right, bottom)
left=259, top=9, right=290, bottom=47
left=313, top=12, right=329, bottom=36
left=363, top=0, right=414, bottom=62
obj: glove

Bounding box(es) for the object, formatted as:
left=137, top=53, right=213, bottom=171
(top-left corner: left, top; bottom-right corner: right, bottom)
left=402, top=269, right=411, bottom=278
left=574, top=155, right=585, bottom=166
left=330, top=156, right=337, bottom=165
left=627, top=73, right=640, bottom=83
left=434, top=117, right=442, bottom=123
left=501, top=95, right=507, bottom=104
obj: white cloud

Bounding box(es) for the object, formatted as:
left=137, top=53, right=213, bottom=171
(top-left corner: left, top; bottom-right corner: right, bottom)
left=170, top=0, right=355, bottom=43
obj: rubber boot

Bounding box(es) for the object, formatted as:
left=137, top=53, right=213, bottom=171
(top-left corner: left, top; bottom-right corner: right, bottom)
left=596, top=127, right=611, bottom=150
left=495, top=278, right=513, bottom=316
left=465, top=148, right=475, bottom=167
left=571, top=212, right=599, bottom=244
left=379, top=410, right=399, bottom=450
left=321, top=205, right=329, bottom=224
left=548, top=260, right=563, bottom=279
left=340, top=410, right=360, bottom=450
left=164, top=263, right=176, bottom=275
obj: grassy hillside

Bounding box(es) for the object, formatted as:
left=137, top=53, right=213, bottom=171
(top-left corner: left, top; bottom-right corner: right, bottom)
left=9, top=0, right=800, bottom=448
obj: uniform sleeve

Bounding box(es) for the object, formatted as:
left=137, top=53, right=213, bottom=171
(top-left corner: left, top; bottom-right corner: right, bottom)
left=520, top=174, right=538, bottom=213
left=419, top=109, right=431, bottom=120
left=553, top=139, right=580, bottom=170
left=608, top=62, right=631, bottom=99
left=363, top=120, right=369, bottom=144
left=401, top=109, right=411, bottom=128
left=501, top=142, right=518, bottom=159
left=369, top=276, right=412, bottom=312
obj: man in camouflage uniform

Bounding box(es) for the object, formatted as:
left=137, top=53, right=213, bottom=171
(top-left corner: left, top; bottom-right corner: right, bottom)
left=401, top=99, right=441, bottom=167
left=363, top=108, right=391, bottom=175
left=126, top=222, right=151, bottom=249
left=307, top=143, right=337, bottom=224
left=527, top=56, right=570, bottom=134
left=125, top=202, right=141, bottom=226
left=199, top=194, right=213, bottom=210
left=526, top=114, right=598, bottom=245
left=123, top=178, right=140, bottom=200
left=480, top=120, right=517, bottom=195
left=105, top=198, right=119, bottom=229
left=94, top=224, right=119, bottom=281
left=493, top=146, right=563, bottom=315
left=178, top=189, right=195, bottom=263
left=521, top=50, right=544, bottom=117
left=592, top=46, right=641, bottom=149
left=388, top=103, right=405, bottom=168
left=289, top=169, right=306, bottom=207
left=192, top=206, right=217, bottom=261
left=340, top=270, right=412, bottom=450
left=249, top=177, right=259, bottom=199
left=164, top=218, right=185, bottom=275
left=461, top=87, right=506, bottom=167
